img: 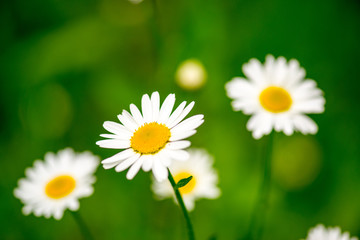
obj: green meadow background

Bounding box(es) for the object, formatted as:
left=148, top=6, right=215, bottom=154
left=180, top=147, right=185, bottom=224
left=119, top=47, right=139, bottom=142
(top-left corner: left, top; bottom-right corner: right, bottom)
left=1, top=0, right=360, bottom=239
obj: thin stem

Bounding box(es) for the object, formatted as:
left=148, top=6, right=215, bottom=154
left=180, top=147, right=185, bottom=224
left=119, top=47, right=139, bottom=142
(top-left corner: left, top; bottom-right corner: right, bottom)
left=71, top=211, right=94, bottom=240
left=245, top=132, right=274, bottom=240
left=168, top=169, right=195, bottom=240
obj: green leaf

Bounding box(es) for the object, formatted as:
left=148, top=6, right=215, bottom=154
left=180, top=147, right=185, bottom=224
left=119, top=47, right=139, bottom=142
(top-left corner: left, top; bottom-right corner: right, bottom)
left=175, top=176, right=193, bottom=190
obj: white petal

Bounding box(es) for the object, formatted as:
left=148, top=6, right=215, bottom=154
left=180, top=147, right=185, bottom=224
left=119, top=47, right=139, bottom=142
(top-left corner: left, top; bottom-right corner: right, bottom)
left=142, top=93, right=153, bottom=123
left=170, top=130, right=197, bottom=141
left=96, top=139, right=130, bottom=149
left=171, top=114, right=204, bottom=133
left=103, top=121, right=132, bottom=137
left=286, top=59, right=305, bottom=86
left=166, top=141, right=191, bottom=150
left=167, top=149, right=190, bottom=161
left=141, top=155, right=154, bottom=172
left=22, top=206, right=32, bottom=215
left=117, top=112, right=138, bottom=131
left=274, top=116, right=287, bottom=132
left=282, top=118, right=294, bottom=136
left=183, top=198, right=195, bottom=211
left=225, top=77, right=257, bottom=99
left=158, top=94, right=176, bottom=123
left=247, top=113, right=273, bottom=139
left=292, top=97, right=325, bottom=114
left=152, top=159, right=168, bottom=182
left=68, top=200, right=80, bottom=211
left=157, top=152, right=172, bottom=167
left=246, top=114, right=260, bottom=130
left=130, top=104, right=145, bottom=126
left=231, top=99, right=259, bottom=114
left=126, top=157, right=145, bottom=180
left=101, top=149, right=136, bottom=164
left=270, top=56, right=287, bottom=85
left=103, top=162, right=119, bottom=169
left=167, top=101, right=195, bottom=128
left=166, top=101, right=187, bottom=126
left=151, top=92, right=160, bottom=121
left=115, top=153, right=140, bottom=172
left=293, top=115, right=318, bottom=134
left=242, top=58, right=265, bottom=84
left=54, top=209, right=64, bottom=220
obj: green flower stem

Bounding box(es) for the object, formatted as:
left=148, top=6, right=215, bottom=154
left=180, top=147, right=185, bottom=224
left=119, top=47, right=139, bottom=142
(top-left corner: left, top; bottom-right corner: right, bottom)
left=71, top=211, right=94, bottom=240
left=168, top=169, right=195, bottom=240
left=246, top=133, right=274, bottom=240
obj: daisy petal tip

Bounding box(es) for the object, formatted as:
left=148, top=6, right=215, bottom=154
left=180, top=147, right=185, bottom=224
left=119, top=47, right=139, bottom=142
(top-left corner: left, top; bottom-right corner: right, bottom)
left=126, top=173, right=135, bottom=180
left=115, top=166, right=126, bottom=173
left=252, top=132, right=263, bottom=140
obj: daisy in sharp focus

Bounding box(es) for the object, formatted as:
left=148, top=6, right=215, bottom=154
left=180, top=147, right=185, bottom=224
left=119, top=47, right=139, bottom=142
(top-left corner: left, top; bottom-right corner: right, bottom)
left=14, top=148, right=99, bottom=220
left=225, top=55, right=325, bottom=139
left=151, top=148, right=220, bottom=211
left=303, top=224, right=358, bottom=240
left=96, top=92, right=204, bottom=182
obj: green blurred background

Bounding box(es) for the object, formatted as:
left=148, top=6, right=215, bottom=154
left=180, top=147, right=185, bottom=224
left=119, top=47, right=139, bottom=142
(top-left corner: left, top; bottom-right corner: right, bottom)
left=1, top=0, right=360, bottom=239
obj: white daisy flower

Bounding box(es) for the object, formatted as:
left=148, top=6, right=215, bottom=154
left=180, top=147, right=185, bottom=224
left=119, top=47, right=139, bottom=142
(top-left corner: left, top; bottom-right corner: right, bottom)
left=14, top=148, right=100, bottom=220
left=151, top=148, right=220, bottom=211
left=175, top=59, right=207, bottom=90
left=96, top=92, right=204, bottom=182
left=303, top=224, right=358, bottom=240
left=225, top=55, right=325, bottom=139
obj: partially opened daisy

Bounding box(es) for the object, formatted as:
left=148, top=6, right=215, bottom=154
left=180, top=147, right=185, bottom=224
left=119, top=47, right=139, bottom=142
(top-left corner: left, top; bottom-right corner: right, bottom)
left=225, top=55, right=325, bottom=139
left=151, top=148, right=220, bottom=211
left=303, top=224, right=358, bottom=240
left=14, top=148, right=99, bottom=220
left=96, top=92, right=204, bottom=182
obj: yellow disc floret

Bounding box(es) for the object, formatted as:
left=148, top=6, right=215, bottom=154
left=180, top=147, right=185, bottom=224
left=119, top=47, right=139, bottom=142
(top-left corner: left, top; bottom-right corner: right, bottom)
left=259, top=86, right=292, bottom=113
left=174, top=172, right=196, bottom=195
left=45, top=175, right=76, bottom=199
left=131, top=122, right=171, bottom=155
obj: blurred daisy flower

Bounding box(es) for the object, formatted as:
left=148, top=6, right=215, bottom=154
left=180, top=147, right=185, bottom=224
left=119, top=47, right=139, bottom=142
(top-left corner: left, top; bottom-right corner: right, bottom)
left=175, top=59, right=207, bottom=90
left=225, top=55, right=325, bottom=139
left=128, top=0, right=143, bottom=4
left=303, top=224, right=358, bottom=240
left=96, top=92, right=204, bottom=182
left=151, top=148, right=220, bottom=211
left=14, top=148, right=99, bottom=220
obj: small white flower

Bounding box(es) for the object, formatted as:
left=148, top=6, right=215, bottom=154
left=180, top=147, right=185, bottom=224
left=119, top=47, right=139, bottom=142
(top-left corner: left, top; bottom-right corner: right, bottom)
left=304, top=224, right=358, bottom=240
left=14, top=148, right=100, bottom=220
left=96, top=92, right=204, bottom=182
left=151, top=148, right=220, bottom=211
left=175, top=59, right=207, bottom=90
left=225, top=55, right=325, bottom=139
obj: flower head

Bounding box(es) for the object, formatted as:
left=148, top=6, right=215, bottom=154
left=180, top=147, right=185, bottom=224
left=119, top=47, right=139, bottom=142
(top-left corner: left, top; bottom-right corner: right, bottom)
left=225, top=55, right=325, bottom=139
left=175, top=59, right=207, bottom=90
left=304, top=224, right=358, bottom=240
left=151, top=148, right=220, bottom=211
left=96, top=92, right=204, bottom=182
left=14, top=148, right=100, bottom=220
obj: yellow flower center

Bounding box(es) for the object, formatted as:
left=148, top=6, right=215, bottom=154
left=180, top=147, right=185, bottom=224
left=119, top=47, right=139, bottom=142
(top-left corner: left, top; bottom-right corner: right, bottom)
left=45, top=175, right=76, bottom=199
left=174, top=172, right=196, bottom=195
left=259, top=86, right=292, bottom=113
left=130, top=122, right=171, bottom=155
